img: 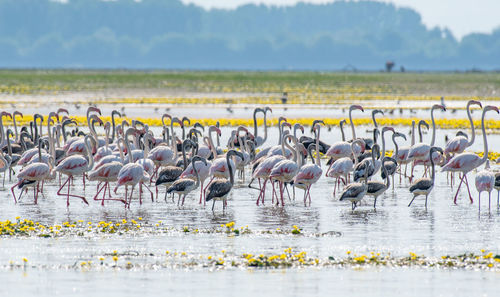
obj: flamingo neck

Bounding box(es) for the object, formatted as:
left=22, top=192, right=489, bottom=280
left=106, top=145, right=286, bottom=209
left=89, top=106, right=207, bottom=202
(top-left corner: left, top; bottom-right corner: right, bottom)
left=85, top=137, right=94, bottom=171
left=227, top=153, right=235, bottom=185
left=411, top=121, right=415, bottom=146
left=208, top=131, right=217, bottom=158
left=349, top=109, right=356, bottom=140
left=125, top=134, right=134, bottom=163
left=193, top=160, right=201, bottom=187
left=467, top=103, right=476, bottom=147
left=262, top=112, right=268, bottom=144
left=253, top=111, right=258, bottom=138
left=392, top=135, right=399, bottom=159
left=111, top=113, right=117, bottom=143
left=340, top=122, right=345, bottom=142
left=381, top=130, right=387, bottom=158
left=13, top=117, right=18, bottom=142
left=315, top=127, right=321, bottom=166
left=480, top=109, right=489, bottom=164
left=430, top=151, right=436, bottom=182
left=383, top=161, right=390, bottom=188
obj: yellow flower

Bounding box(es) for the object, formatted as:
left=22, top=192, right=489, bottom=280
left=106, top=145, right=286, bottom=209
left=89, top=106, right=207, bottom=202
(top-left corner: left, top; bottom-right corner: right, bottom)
left=113, top=256, right=118, bottom=262
left=22, top=258, right=28, bottom=263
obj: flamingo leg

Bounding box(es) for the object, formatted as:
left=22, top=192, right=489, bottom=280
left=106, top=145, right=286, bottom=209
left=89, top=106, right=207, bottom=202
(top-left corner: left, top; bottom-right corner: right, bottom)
left=10, top=180, right=21, bottom=204
left=284, top=183, right=292, bottom=202
left=408, top=194, right=417, bottom=207
left=256, top=178, right=262, bottom=206
left=93, top=182, right=106, bottom=205
left=307, top=185, right=312, bottom=206
left=453, top=174, right=466, bottom=204
left=488, top=192, right=491, bottom=213
left=128, top=185, right=136, bottom=209
left=280, top=181, right=285, bottom=206
left=463, top=174, right=473, bottom=203
left=199, top=181, right=204, bottom=204
left=142, top=183, right=154, bottom=202
left=33, top=183, right=37, bottom=204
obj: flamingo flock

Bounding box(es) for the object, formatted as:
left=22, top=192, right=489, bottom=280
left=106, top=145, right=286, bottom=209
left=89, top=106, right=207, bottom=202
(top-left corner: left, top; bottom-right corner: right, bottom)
left=1, top=100, right=500, bottom=213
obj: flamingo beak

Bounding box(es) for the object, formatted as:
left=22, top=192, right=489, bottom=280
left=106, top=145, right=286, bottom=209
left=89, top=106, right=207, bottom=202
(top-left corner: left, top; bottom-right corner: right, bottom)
left=216, top=127, right=222, bottom=136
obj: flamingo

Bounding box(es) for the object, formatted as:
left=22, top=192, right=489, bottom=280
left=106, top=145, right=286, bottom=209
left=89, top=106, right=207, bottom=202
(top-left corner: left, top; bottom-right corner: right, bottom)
left=206, top=150, right=244, bottom=212
left=167, top=156, right=208, bottom=206
left=408, top=147, right=443, bottom=208
left=326, top=105, right=364, bottom=161
left=442, top=105, right=498, bottom=204
left=114, top=129, right=151, bottom=208
left=269, top=135, right=301, bottom=206
left=88, top=160, right=125, bottom=206
left=475, top=160, right=495, bottom=213
left=293, top=123, right=323, bottom=206
left=54, top=135, right=94, bottom=206
left=353, top=144, right=381, bottom=182
left=327, top=139, right=365, bottom=196
left=179, top=147, right=212, bottom=205
left=11, top=141, right=53, bottom=204
left=155, top=138, right=193, bottom=201
left=367, top=157, right=395, bottom=208
left=382, top=131, right=406, bottom=188
left=339, top=159, right=369, bottom=211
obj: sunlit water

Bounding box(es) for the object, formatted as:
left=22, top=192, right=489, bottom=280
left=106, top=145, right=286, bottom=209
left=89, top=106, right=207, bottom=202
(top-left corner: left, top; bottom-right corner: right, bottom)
left=1, top=116, right=500, bottom=296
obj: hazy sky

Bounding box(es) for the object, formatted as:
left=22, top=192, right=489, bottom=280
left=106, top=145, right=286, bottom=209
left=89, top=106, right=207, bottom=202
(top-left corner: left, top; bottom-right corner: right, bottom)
left=181, top=0, right=500, bottom=39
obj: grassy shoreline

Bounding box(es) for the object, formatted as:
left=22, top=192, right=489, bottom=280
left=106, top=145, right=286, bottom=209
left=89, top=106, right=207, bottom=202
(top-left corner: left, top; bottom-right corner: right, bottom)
left=0, top=70, right=499, bottom=95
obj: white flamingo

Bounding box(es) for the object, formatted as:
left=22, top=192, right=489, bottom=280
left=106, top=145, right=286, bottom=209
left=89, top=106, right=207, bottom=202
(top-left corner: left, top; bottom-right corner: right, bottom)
left=442, top=105, right=498, bottom=204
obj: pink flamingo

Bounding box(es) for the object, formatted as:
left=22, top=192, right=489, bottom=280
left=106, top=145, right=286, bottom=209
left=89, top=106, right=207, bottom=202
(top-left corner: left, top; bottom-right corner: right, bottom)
left=88, top=161, right=125, bottom=206
left=269, top=135, right=301, bottom=206
left=114, top=128, right=150, bottom=208
left=326, top=105, right=364, bottom=161
left=293, top=123, right=323, bottom=206
left=54, top=135, right=94, bottom=206
left=442, top=105, right=498, bottom=204
left=475, top=160, right=495, bottom=213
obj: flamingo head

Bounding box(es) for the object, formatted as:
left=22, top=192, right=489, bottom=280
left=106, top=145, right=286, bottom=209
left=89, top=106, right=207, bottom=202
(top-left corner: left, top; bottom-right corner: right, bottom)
left=237, top=126, right=248, bottom=134
left=13, top=111, right=23, bottom=118
left=484, top=105, right=499, bottom=114
left=382, top=126, right=395, bottom=134
left=1, top=111, right=12, bottom=119
left=57, top=108, right=69, bottom=116
left=432, top=104, right=446, bottom=112
left=350, top=105, right=364, bottom=112
left=469, top=100, right=482, bottom=109
left=394, top=131, right=407, bottom=141
left=265, top=107, right=272, bottom=114
left=87, top=106, right=102, bottom=116
left=282, top=122, right=292, bottom=131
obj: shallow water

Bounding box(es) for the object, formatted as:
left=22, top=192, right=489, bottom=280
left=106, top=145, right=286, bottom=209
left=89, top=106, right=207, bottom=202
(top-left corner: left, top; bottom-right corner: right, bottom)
left=2, top=109, right=500, bottom=295
left=1, top=268, right=500, bottom=297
